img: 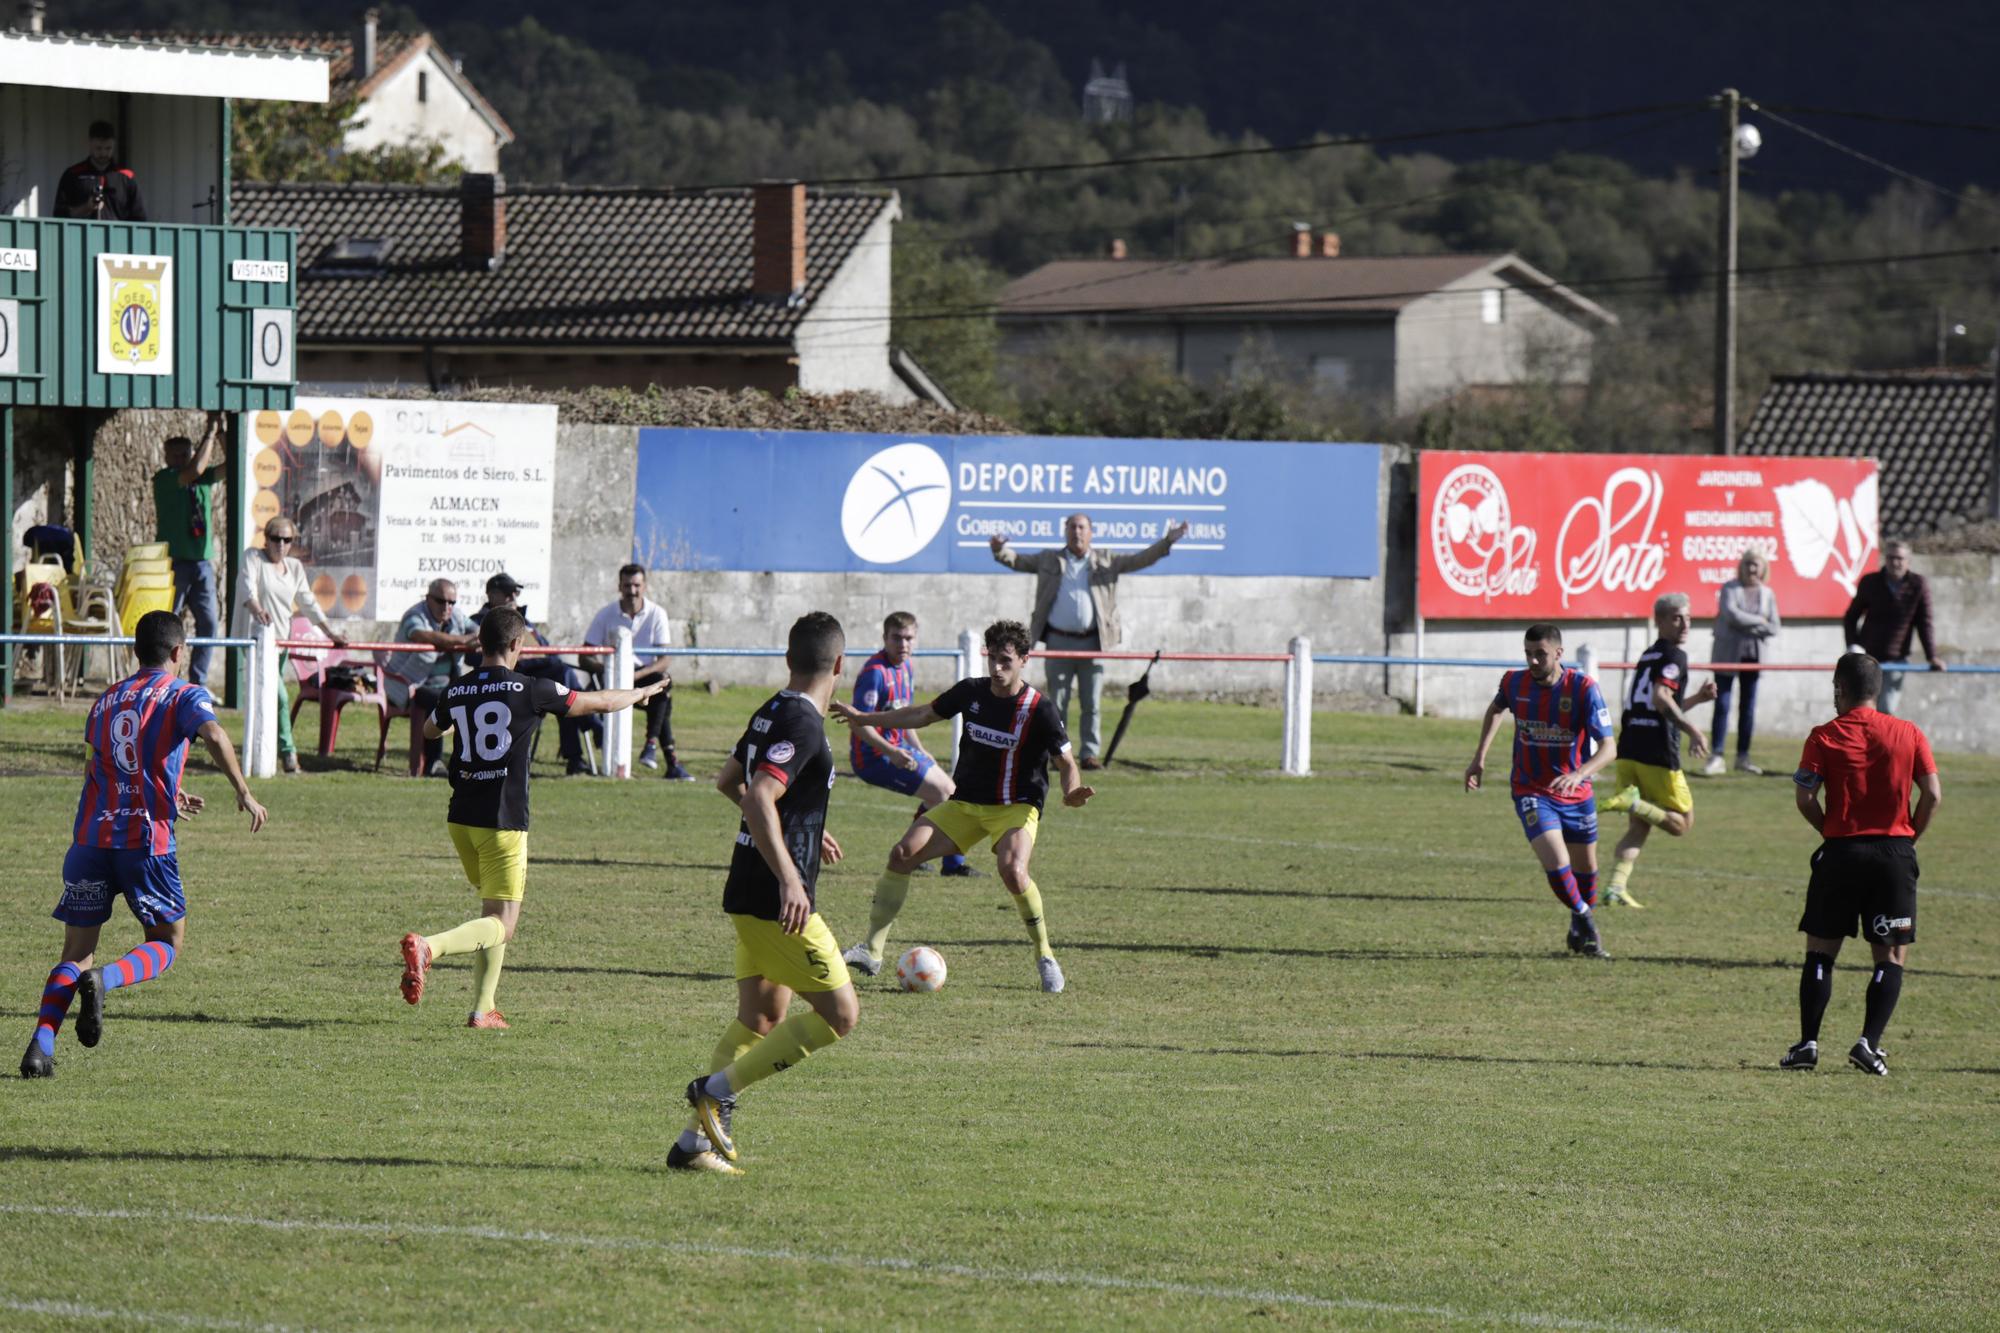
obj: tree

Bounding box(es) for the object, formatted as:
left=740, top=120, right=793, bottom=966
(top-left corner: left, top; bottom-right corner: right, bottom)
left=891, top=222, right=1010, bottom=414
left=232, top=98, right=460, bottom=184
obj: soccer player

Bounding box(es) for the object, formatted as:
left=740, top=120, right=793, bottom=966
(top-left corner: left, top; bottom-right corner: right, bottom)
left=848, top=611, right=973, bottom=877
left=396, top=608, right=664, bottom=1029
left=831, top=619, right=1095, bottom=993
left=676, top=612, right=855, bottom=1175
left=1464, top=622, right=1618, bottom=959
left=1597, top=593, right=1719, bottom=909
left=21, top=610, right=268, bottom=1078
left=1782, top=653, right=1941, bottom=1076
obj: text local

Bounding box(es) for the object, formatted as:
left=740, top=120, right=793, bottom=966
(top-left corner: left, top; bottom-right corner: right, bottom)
left=958, top=461, right=1230, bottom=498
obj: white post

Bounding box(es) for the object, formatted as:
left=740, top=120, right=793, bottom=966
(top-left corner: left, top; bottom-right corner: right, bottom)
left=605, top=626, right=636, bottom=778
left=244, top=621, right=279, bottom=780
left=954, top=627, right=977, bottom=769
left=1413, top=614, right=1426, bottom=718
left=1282, top=634, right=1313, bottom=776
left=1576, top=644, right=1598, bottom=682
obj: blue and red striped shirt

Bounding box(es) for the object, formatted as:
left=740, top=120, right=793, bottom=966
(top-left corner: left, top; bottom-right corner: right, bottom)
left=850, top=652, right=917, bottom=768
left=1496, top=666, right=1613, bottom=804
left=73, top=669, right=216, bottom=854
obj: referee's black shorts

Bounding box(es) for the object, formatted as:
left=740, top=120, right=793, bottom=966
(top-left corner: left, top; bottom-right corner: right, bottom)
left=1800, top=835, right=1918, bottom=945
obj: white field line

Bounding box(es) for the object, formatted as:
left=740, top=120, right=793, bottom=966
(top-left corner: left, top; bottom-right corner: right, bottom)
left=0, top=1203, right=1677, bottom=1333
left=0, top=1296, right=302, bottom=1331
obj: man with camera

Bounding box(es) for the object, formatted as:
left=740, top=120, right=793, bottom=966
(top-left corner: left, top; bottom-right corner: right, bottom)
left=56, top=121, right=147, bottom=221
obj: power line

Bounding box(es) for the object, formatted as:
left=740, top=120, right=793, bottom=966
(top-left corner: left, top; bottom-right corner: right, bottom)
left=679, top=101, right=1709, bottom=192
left=1754, top=105, right=2000, bottom=220
left=1759, top=103, right=2000, bottom=135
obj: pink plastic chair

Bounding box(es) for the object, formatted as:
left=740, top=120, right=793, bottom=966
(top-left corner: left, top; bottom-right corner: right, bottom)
left=287, top=617, right=384, bottom=758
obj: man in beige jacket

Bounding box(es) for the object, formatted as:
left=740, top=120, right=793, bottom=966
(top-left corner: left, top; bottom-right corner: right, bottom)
left=989, top=513, right=1188, bottom=768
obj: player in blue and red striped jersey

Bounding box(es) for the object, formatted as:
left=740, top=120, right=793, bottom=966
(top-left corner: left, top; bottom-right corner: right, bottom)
left=20, top=610, right=267, bottom=1078
left=1464, top=622, right=1619, bottom=959
left=847, top=611, right=972, bottom=878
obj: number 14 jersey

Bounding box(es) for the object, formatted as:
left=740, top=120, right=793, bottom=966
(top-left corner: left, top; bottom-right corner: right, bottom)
left=431, top=667, right=576, bottom=830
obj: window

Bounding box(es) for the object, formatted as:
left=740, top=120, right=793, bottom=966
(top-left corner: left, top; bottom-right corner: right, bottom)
left=1310, top=355, right=1353, bottom=393
left=314, top=237, right=394, bottom=274
left=418, top=71, right=429, bottom=103
left=1481, top=288, right=1505, bottom=325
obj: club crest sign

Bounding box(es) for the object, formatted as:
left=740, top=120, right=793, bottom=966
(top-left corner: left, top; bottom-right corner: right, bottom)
left=97, top=253, right=174, bottom=376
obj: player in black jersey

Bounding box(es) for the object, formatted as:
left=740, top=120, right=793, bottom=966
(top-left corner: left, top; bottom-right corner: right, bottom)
left=1599, top=592, right=1717, bottom=909
left=831, top=619, right=1094, bottom=995
left=396, top=609, right=665, bottom=1028
left=677, top=612, right=856, bottom=1174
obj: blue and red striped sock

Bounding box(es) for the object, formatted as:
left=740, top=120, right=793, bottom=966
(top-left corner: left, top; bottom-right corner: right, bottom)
left=1544, top=866, right=1585, bottom=912
left=31, top=962, right=83, bottom=1057
left=100, top=941, right=176, bottom=991
left=1573, top=869, right=1598, bottom=909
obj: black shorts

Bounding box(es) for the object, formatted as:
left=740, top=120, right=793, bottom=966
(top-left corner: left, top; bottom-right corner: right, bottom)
left=1799, top=836, right=1918, bottom=945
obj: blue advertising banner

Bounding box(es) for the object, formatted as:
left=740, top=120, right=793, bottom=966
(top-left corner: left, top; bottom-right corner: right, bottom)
left=634, top=430, right=1380, bottom=577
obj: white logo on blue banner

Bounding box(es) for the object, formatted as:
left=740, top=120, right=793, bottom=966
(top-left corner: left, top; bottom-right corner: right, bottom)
left=841, top=442, right=952, bottom=564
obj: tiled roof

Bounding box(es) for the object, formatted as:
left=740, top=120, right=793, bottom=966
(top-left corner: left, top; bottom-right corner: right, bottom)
left=1740, top=372, right=1996, bottom=535
left=231, top=182, right=897, bottom=348
left=998, top=253, right=1615, bottom=326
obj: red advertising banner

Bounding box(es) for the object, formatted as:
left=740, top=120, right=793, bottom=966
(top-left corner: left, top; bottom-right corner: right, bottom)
left=1419, top=451, right=1880, bottom=620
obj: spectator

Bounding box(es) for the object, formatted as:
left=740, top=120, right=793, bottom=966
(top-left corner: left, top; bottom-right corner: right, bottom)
left=1706, top=549, right=1780, bottom=776
left=468, top=572, right=599, bottom=776
left=151, top=413, right=225, bottom=686
left=384, top=578, right=476, bottom=775
left=990, top=514, right=1187, bottom=769
left=1841, top=541, right=1946, bottom=716
left=233, top=517, right=348, bottom=774
left=55, top=120, right=146, bottom=220
left=583, top=563, right=690, bottom=780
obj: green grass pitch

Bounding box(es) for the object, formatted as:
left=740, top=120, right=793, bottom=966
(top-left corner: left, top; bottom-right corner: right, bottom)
left=1, top=687, right=1995, bottom=1330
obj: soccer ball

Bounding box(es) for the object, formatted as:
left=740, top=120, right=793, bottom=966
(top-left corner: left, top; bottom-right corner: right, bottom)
left=895, top=946, right=947, bottom=993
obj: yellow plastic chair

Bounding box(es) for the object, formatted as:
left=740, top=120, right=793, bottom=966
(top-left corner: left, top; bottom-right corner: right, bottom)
left=123, top=542, right=168, bottom=563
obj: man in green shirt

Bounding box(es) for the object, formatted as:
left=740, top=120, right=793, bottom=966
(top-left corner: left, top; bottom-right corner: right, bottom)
left=152, top=412, right=225, bottom=686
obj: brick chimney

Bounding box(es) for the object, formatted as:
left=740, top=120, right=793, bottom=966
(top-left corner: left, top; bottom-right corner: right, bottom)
left=1289, top=222, right=1312, bottom=259
left=356, top=8, right=379, bottom=80
left=752, top=181, right=807, bottom=301
left=460, top=172, right=505, bottom=268
left=1317, top=231, right=1340, bottom=258
left=1107, top=238, right=1127, bottom=260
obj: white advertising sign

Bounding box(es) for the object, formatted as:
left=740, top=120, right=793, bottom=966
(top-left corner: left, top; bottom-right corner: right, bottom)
left=242, top=398, right=558, bottom=621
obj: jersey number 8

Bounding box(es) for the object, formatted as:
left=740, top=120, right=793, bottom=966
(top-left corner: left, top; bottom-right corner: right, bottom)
left=110, top=707, right=143, bottom=774
left=449, top=701, right=514, bottom=761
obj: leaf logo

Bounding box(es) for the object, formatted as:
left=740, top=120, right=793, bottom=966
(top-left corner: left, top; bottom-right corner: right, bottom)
left=1774, top=472, right=1878, bottom=595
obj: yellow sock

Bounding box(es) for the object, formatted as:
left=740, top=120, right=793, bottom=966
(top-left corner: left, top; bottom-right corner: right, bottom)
left=1608, top=860, right=1636, bottom=893
left=685, top=1021, right=760, bottom=1137
left=472, top=940, right=507, bottom=1014
left=426, top=915, right=506, bottom=959
left=865, top=870, right=912, bottom=959
left=1013, top=880, right=1054, bottom=959
left=724, top=1010, right=841, bottom=1094
left=1629, top=797, right=1669, bottom=829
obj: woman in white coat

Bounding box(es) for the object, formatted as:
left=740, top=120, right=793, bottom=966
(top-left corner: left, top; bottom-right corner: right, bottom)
left=235, top=516, right=346, bottom=772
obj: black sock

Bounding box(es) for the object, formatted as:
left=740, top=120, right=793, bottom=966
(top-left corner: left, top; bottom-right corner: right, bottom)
left=1862, top=961, right=1904, bottom=1048
left=1799, top=951, right=1836, bottom=1045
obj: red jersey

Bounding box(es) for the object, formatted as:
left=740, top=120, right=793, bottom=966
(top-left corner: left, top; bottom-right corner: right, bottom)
left=1495, top=667, right=1613, bottom=804
left=73, top=669, right=216, bottom=854
left=1794, top=707, right=1935, bottom=838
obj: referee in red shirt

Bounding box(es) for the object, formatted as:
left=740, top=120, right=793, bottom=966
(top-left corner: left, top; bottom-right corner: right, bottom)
left=1784, top=653, right=1942, bottom=1075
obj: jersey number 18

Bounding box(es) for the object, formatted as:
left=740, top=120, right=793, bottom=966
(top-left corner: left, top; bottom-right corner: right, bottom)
left=449, top=702, right=514, bottom=761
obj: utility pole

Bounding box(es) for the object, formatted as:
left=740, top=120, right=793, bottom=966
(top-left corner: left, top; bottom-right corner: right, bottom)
left=1713, top=88, right=1740, bottom=456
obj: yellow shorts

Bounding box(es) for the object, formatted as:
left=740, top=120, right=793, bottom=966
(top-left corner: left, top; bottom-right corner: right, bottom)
left=731, top=912, right=851, bottom=993
left=924, top=799, right=1039, bottom=855
left=448, top=823, right=528, bottom=901
left=1615, top=760, right=1693, bottom=815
